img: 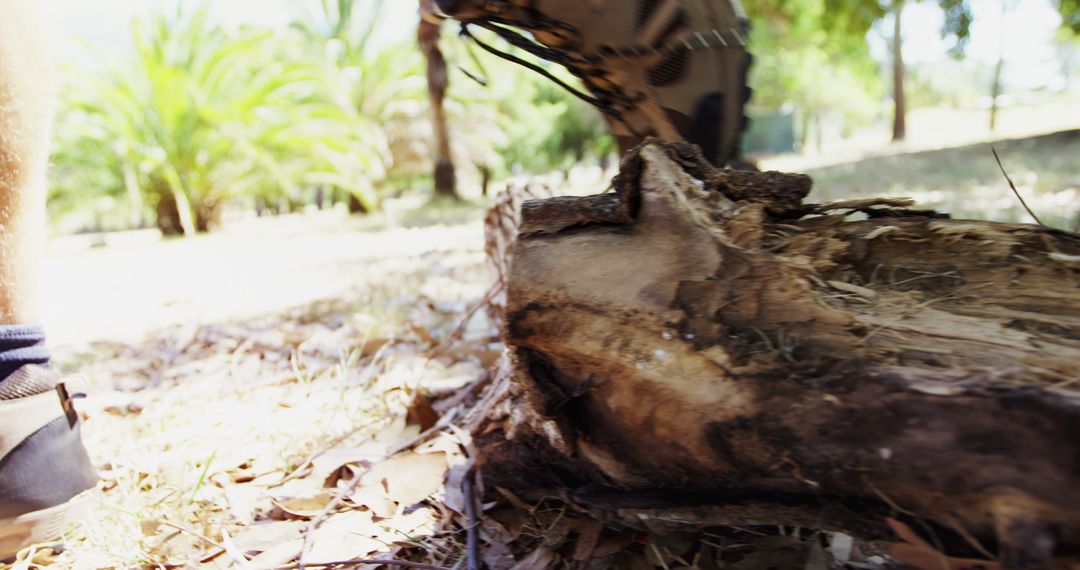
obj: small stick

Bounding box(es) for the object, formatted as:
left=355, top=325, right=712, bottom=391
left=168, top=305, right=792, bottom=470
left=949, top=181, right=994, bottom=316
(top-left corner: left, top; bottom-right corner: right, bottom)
left=463, top=472, right=481, bottom=570
left=275, top=559, right=451, bottom=570
left=155, top=520, right=250, bottom=567
left=992, top=147, right=1045, bottom=227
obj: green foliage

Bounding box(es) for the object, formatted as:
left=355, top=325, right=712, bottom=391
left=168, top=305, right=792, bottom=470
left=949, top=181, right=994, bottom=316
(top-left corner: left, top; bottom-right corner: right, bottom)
left=746, top=0, right=980, bottom=138
left=492, top=70, right=614, bottom=174
left=449, top=30, right=613, bottom=175
left=295, top=0, right=431, bottom=205
left=1061, top=0, right=1080, bottom=34
left=746, top=0, right=883, bottom=127
left=937, top=0, right=974, bottom=56
left=53, top=6, right=381, bottom=234
left=46, top=2, right=618, bottom=233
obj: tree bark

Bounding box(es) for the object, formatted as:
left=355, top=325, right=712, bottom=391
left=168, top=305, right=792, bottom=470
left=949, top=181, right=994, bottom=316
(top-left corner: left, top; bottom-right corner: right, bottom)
left=418, top=0, right=458, bottom=199
left=469, top=141, right=1080, bottom=566
left=892, top=0, right=907, bottom=142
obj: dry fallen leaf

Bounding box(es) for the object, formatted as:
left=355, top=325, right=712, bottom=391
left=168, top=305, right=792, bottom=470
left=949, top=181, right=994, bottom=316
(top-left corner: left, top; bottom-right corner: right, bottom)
left=310, top=442, right=387, bottom=487
left=361, top=337, right=392, bottom=357
left=406, top=393, right=440, bottom=431
left=224, top=485, right=265, bottom=524
left=382, top=506, right=439, bottom=540
left=410, top=324, right=436, bottom=345
left=591, top=531, right=635, bottom=559
left=482, top=540, right=516, bottom=570
left=886, top=518, right=1002, bottom=570
left=361, top=451, right=448, bottom=507
left=509, top=546, right=558, bottom=570
left=442, top=465, right=470, bottom=514
left=486, top=508, right=529, bottom=541
left=229, top=521, right=304, bottom=555
left=571, top=518, right=604, bottom=562
left=274, top=493, right=335, bottom=519
left=351, top=485, right=397, bottom=519
left=247, top=538, right=303, bottom=568
left=304, top=511, right=384, bottom=564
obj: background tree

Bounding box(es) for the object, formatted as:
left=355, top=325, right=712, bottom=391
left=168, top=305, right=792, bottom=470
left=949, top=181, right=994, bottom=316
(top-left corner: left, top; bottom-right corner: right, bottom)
left=989, top=0, right=1021, bottom=131
left=746, top=0, right=883, bottom=148
left=418, top=0, right=458, bottom=199
left=1061, top=0, right=1080, bottom=33
left=293, top=0, right=433, bottom=212
left=890, top=0, right=972, bottom=140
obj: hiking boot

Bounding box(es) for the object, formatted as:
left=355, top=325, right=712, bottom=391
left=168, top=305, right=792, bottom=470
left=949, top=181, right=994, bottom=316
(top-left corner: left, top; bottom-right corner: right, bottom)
left=438, top=0, right=753, bottom=167
left=0, top=366, right=97, bottom=559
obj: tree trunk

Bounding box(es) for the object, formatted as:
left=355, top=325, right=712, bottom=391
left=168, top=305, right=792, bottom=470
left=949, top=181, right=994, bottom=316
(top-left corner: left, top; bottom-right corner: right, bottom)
left=418, top=0, right=458, bottom=199
left=990, top=1, right=1010, bottom=133
left=348, top=193, right=369, bottom=215
left=469, top=141, right=1080, bottom=567
left=155, top=193, right=184, bottom=237
left=990, top=56, right=1004, bottom=132
left=892, top=0, right=907, bottom=142
left=480, top=165, right=492, bottom=197
left=194, top=200, right=222, bottom=233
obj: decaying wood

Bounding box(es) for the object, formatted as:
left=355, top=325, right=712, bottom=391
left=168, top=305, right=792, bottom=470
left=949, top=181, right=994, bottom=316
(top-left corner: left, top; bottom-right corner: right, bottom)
left=469, top=141, right=1080, bottom=566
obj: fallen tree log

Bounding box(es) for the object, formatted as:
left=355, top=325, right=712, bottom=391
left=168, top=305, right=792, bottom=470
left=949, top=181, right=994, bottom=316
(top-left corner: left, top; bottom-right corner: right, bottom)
left=468, top=141, right=1080, bottom=567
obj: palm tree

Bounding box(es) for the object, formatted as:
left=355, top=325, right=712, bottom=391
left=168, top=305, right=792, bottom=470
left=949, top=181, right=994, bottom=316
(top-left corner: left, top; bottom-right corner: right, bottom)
left=418, top=0, right=459, bottom=199
left=67, top=7, right=366, bottom=234
left=295, top=0, right=439, bottom=210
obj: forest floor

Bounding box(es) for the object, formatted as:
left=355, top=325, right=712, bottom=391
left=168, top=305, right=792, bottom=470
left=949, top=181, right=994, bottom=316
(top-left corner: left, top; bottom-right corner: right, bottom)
left=7, top=130, right=1078, bottom=569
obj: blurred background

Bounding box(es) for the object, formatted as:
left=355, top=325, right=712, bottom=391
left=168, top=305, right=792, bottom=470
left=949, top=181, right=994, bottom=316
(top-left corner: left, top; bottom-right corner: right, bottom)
left=43, top=0, right=1079, bottom=235
left=37, top=0, right=1079, bottom=345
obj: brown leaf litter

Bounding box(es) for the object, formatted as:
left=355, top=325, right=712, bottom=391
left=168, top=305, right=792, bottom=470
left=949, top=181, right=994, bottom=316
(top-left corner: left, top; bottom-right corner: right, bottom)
left=2, top=186, right=1018, bottom=570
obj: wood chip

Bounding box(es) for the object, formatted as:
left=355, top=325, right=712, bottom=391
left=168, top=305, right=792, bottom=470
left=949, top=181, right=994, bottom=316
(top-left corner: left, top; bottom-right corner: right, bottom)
left=827, top=280, right=878, bottom=299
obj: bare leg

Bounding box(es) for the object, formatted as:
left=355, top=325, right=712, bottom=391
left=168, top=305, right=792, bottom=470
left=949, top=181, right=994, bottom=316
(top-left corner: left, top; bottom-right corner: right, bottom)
left=0, top=5, right=97, bottom=556
left=0, top=0, right=52, bottom=324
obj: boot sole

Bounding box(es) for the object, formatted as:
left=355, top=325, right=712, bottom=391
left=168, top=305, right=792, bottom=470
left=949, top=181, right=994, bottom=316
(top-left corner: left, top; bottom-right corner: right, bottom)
left=0, top=490, right=93, bottom=560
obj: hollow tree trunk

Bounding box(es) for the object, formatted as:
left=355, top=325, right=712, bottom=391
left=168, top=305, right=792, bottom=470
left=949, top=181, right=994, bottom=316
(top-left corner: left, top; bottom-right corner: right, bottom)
left=418, top=0, right=458, bottom=199
left=469, top=141, right=1080, bottom=567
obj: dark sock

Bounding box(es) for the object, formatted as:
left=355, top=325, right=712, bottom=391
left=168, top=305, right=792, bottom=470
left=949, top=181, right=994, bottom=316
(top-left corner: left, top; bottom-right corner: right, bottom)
left=0, top=325, right=51, bottom=382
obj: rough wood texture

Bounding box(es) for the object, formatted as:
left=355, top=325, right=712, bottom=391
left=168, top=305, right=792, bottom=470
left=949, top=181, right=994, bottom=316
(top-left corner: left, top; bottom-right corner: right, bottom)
left=469, top=141, right=1080, bottom=566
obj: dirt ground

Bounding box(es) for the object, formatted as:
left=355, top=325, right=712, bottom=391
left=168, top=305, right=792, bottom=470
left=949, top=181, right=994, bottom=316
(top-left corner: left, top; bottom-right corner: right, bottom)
left=26, top=208, right=497, bottom=568
left=43, top=206, right=489, bottom=350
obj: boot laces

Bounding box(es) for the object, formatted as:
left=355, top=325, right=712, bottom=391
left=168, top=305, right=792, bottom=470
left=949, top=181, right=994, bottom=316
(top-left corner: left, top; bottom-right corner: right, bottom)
left=453, top=8, right=747, bottom=138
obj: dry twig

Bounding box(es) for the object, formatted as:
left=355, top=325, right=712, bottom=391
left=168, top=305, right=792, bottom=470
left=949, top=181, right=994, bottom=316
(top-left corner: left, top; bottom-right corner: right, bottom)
left=275, top=559, right=452, bottom=570
left=991, top=147, right=1045, bottom=227
left=463, top=472, right=481, bottom=570
left=271, top=415, right=391, bottom=488
left=154, top=519, right=250, bottom=567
